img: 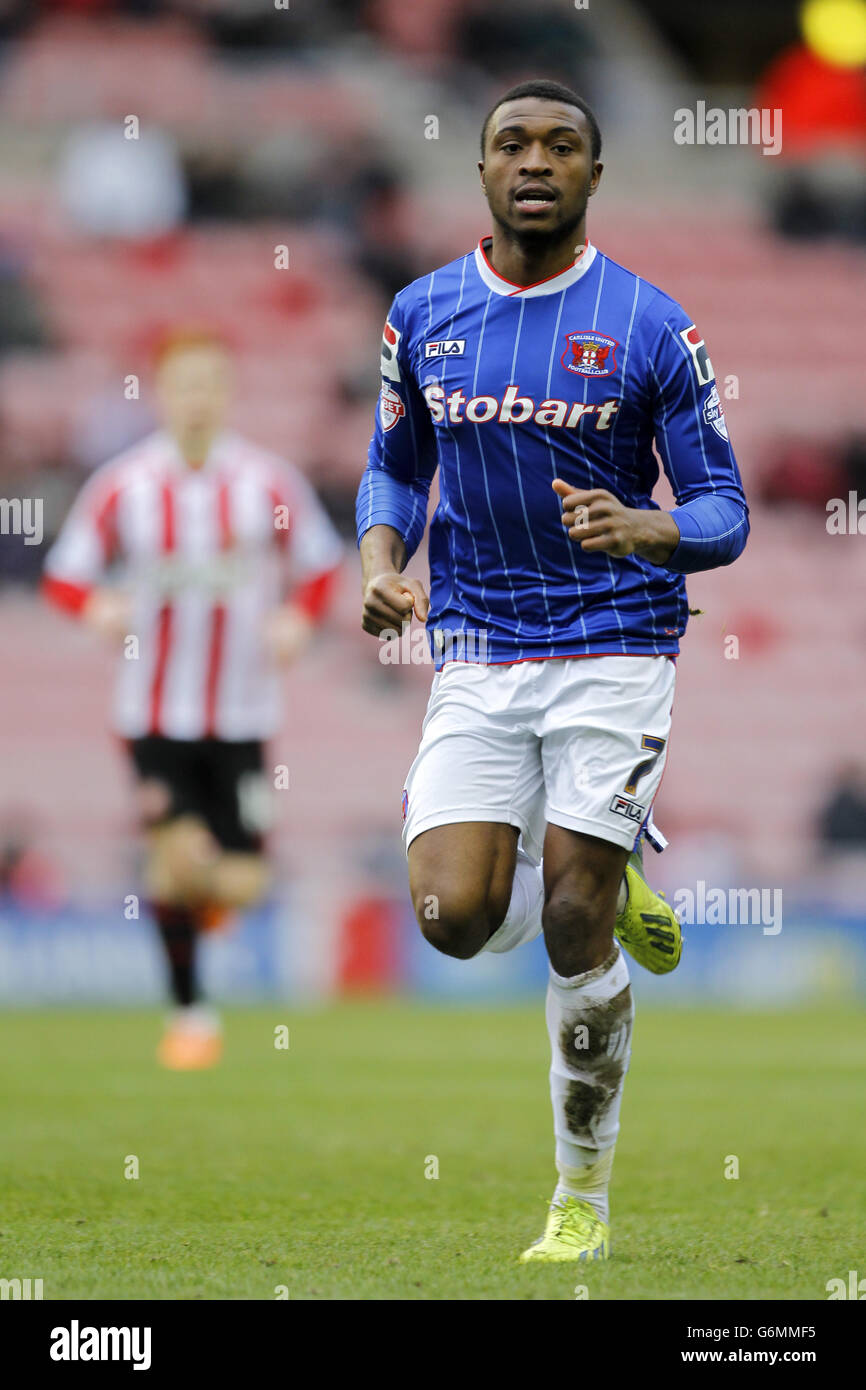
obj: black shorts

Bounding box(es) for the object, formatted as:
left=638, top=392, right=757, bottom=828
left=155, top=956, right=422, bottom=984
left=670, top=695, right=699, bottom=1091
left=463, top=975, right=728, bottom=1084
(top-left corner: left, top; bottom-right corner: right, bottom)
left=128, top=736, right=271, bottom=853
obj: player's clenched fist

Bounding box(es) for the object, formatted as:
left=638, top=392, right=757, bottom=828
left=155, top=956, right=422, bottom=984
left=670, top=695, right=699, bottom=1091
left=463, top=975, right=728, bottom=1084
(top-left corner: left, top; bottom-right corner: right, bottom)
left=82, top=588, right=132, bottom=641
left=261, top=604, right=314, bottom=666
left=551, top=479, right=680, bottom=566
left=362, top=572, right=430, bottom=637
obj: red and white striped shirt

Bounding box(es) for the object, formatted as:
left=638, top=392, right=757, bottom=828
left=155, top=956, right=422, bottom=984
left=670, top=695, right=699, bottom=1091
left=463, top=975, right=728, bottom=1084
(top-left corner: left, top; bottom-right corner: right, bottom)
left=43, top=430, right=343, bottom=740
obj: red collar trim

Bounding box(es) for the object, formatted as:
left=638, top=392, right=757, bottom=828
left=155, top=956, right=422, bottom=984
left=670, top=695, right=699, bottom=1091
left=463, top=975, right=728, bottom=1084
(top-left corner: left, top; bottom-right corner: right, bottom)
left=477, top=236, right=590, bottom=295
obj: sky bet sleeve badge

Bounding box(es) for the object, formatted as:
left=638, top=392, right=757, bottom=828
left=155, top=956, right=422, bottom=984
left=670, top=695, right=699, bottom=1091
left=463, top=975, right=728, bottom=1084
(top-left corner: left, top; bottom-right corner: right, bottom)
left=379, top=383, right=406, bottom=432
left=702, top=384, right=729, bottom=440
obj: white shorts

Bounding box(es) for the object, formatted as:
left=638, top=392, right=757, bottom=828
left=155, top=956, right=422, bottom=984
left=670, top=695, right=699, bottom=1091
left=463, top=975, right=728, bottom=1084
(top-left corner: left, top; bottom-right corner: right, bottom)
left=401, top=655, right=675, bottom=864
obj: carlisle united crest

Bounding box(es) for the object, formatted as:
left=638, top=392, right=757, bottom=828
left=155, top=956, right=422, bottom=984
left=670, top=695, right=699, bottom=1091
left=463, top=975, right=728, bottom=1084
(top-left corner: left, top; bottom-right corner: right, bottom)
left=562, top=330, right=619, bottom=377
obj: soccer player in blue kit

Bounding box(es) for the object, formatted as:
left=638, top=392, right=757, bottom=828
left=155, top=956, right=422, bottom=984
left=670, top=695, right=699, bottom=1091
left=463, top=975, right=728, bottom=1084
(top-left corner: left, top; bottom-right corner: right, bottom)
left=356, top=80, right=749, bottom=1263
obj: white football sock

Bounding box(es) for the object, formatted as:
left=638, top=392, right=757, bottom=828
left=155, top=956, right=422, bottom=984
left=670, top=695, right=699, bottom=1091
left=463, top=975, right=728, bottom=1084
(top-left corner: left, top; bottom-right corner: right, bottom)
left=545, top=945, right=634, bottom=1222
left=478, top=849, right=544, bottom=954
left=480, top=857, right=629, bottom=955
left=169, top=1004, right=221, bottom=1035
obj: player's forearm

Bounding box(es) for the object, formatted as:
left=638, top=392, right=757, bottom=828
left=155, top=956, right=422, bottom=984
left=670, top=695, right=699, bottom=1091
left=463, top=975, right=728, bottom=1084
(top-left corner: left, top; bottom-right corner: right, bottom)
left=79, top=587, right=132, bottom=639
left=359, top=525, right=407, bottom=586
left=630, top=509, right=681, bottom=567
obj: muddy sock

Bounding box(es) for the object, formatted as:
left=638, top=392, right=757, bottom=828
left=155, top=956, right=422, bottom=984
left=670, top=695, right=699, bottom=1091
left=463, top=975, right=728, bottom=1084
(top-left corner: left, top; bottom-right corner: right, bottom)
left=153, top=903, right=199, bottom=1008
left=545, top=944, right=633, bottom=1223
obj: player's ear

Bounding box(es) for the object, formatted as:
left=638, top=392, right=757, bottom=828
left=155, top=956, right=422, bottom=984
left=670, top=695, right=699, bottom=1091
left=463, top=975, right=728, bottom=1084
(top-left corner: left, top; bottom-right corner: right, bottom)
left=478, top=160, right=486, bottom=192
left=588, top=161, right=603, bottom=196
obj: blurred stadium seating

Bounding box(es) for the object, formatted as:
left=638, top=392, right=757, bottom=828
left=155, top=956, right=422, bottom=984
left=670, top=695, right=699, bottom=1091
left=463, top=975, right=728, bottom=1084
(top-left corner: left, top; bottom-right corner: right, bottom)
left=1, top=1, right=864, bottom=1001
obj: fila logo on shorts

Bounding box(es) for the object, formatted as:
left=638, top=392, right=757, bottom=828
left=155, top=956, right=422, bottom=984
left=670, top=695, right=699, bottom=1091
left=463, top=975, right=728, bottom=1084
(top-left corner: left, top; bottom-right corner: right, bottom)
left=609, top=794, right=645, bottom=823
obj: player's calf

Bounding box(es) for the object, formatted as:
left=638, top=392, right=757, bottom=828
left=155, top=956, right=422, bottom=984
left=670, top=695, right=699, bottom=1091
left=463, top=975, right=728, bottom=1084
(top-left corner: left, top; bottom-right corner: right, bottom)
left=534, top=828, right=636, bottom=1247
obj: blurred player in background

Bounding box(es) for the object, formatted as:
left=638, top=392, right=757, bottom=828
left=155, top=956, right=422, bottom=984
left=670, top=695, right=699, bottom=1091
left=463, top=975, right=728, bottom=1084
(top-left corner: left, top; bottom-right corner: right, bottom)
left=42, top=329, right=343, bottom=1069
left=357, top=81, right=748, bottom=1263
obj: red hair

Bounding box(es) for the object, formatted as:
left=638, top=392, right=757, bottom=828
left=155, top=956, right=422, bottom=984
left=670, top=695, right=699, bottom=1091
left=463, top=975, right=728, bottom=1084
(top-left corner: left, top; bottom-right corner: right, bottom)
left=149, top=324, right=234, bottom=370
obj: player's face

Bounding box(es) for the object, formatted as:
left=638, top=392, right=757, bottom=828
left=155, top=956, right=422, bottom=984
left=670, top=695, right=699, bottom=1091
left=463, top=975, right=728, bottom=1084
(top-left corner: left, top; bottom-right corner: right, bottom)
left=479, top=99, right=602, bottom=244
left=155, top=345, right=232, bottom=440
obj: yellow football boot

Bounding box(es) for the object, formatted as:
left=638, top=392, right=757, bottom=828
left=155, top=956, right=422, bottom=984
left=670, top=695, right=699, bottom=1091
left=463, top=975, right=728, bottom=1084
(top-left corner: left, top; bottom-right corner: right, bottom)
left=614, top=843, right=682, bottom=974
left=520, top=1196, right=610, bottom=1264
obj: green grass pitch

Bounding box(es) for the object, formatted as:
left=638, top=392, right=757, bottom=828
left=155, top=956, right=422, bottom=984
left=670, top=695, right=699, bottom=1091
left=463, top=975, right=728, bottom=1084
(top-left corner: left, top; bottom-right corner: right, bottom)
left=0, top=1002, right=863, bottom=1300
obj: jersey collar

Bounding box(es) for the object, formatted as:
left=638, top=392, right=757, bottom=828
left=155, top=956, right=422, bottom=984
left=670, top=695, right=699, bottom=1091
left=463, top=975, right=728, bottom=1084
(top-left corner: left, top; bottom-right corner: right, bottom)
left=159, top=429, right=232, bottom=474
left=473, top=236, right=597, bottom=298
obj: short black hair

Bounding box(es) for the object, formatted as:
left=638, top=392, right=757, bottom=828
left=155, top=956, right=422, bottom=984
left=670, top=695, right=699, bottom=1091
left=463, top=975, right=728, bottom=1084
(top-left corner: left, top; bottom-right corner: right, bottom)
left=480, top=79, right=602, bottom=163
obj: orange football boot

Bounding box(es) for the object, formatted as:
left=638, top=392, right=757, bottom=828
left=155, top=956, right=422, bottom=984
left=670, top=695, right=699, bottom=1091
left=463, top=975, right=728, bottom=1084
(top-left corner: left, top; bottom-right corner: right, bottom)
left=157, top=1008, right=223, bottom=1070
left=196, top=904, right=236, bottom=934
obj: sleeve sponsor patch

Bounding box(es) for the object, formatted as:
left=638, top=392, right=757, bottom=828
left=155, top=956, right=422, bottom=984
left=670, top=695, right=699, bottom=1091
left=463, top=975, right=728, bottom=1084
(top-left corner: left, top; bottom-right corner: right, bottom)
left=379, top=384, right=406, bottom=432
left=380, top=318, right=402, bottom=382
left=678, top=323, right=714, bottom=385
left=702, top=384, right=728, bottom=440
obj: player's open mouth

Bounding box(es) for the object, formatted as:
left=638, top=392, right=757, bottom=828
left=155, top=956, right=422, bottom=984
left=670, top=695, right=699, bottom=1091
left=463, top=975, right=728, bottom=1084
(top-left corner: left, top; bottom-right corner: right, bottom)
left=514, top=186, right=557, bottom=213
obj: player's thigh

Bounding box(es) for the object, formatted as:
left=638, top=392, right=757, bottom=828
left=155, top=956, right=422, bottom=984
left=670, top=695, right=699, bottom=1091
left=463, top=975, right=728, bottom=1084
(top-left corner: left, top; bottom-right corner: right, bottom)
left=541, top=654, right=675, bottom=855
left=402, top=662, right=544, bottom=923
left=408, top=820, right=519, bottom=928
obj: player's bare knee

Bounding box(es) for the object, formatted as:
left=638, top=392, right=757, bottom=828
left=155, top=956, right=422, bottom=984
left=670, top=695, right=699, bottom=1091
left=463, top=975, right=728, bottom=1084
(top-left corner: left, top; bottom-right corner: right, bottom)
left=542, top=879, right=615, bottom=977
left=144, top=816, right=221, bottom=905
left=542, top=886, right=599, bottom=941
left=413, top=888, right=495, bottom=959
left=210, top=853, right=270, bottom=909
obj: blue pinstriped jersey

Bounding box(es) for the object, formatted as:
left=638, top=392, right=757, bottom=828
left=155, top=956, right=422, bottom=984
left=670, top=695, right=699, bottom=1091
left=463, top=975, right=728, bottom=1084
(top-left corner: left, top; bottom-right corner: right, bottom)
left=356, top=238, right=749, bottom=667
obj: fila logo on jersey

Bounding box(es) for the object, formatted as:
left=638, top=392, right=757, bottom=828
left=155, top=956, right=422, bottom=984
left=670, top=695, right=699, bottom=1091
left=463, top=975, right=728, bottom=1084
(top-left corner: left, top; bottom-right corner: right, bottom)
left=702, top=384, right=728, bottom=440
left=425, top=339, right=466, bottom=358
left=379, top=384, right=406, bottom=431
left=679, top=324, right=714, bottom=385
left=380, top=319, right=402, bottom=382
left=422, top=383, right=619, bottom=430
left=561, top=330, right=619, bottom=377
